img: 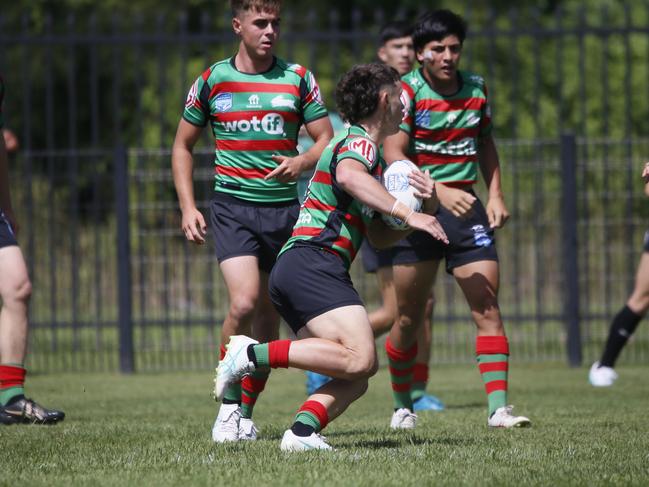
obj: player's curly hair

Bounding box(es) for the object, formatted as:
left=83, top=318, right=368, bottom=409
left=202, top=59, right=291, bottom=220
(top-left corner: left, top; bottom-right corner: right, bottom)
left=335, top=63, right=400, bottom=125
left=230, top=0, right=281, bottom=16
left=413, top=9, right=467, bottom=52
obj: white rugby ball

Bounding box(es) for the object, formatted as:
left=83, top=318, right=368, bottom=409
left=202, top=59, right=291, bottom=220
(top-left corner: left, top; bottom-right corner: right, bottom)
left=381, top=159, right=423, bottom=230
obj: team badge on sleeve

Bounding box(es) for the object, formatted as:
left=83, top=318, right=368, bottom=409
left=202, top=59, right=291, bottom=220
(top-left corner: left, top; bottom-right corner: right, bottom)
left=307, top=72, right=324, bottom=106
left=348, top=138, right=377, bottom=167
left=185, top=79, right=199, bottom=108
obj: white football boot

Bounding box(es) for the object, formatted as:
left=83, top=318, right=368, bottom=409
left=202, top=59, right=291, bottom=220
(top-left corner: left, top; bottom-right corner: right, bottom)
left=390, top=408, right=418, bottom=429
left=239, top=417, right=259, bottom=441
left=214, top=335, right=259, bottom=401
left=280, top=429, right=332, bottom=451
left=589, top=361, right=618, bottom=387
left=487, top=405, right=531, bottom=428
left=211, top=403, right=242, bottom=443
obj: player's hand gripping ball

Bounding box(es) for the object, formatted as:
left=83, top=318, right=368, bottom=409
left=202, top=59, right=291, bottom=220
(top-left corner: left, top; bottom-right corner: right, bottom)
left=381, top=160, right=423, bottom=230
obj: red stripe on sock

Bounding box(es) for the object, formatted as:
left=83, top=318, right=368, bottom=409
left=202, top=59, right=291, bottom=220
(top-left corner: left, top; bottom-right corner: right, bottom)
left=385, top=337, right=417, bottom=361
left=268, top=339, right=291, bottom=368
left=219, top=345, right=226, bottom=360
left=0, top=365, right=26, bottom=389
left=476, top=336, right=509, bottom=356
left=242, top=375, right=268, bottom=392
left=485, top=380, right=508, bottom=394
left=478, top=361, right=508, bottom=374
left=413, top=363, right=429, bottom=382
left=388, top=366, right=415, bottom=377
left=297, top=400, right=329, bottom=430
left=391, top=382, right=411, bottom=393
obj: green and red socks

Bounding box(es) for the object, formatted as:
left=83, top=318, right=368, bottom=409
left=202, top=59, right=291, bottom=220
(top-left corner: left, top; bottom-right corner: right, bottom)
left=247, top=339, right=291, bottom=369
left=476, top=336, right=509, bottom=417
left=385, top=337, right=417, bottom=411
left=411, top=363, right=429, bottom=402
left=240, top=371, right=269, bottom=419
left=0, top=364, right=26, bottom=406
left=291, top=400, right=329, bottom=437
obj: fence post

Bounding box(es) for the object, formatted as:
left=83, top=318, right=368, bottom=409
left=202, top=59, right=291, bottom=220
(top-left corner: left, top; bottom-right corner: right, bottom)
left=560, top=133, right=582, bottom=367
left=115, top=146, right=135, bottom=373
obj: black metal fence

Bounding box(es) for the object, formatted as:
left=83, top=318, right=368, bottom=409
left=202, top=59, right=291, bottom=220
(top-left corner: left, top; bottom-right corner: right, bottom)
left=1, top=6, right=648, bottom=372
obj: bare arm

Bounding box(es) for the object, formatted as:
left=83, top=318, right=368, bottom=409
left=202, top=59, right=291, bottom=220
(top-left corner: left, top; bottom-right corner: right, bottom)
left=478, top=134, right=509, bottom=228
left=643, top=162, right=649, bottom=197
left=266, top=116, right=334, bottom=182
left=336, top=158, right=447, bottom=247
left=171, top=119, right=207, bottom=244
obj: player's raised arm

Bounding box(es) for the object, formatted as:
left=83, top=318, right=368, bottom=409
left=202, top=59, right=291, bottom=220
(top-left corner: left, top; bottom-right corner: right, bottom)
left=171, top=118, right=207, bottom=244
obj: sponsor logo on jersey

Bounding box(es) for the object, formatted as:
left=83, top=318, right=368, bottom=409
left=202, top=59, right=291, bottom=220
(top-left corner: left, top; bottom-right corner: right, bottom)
left=415, top=138, right=477, bottom=156
left=296, top=212, right=312, bottom=225
left=215, top=92, right=233, bottom=112
left=348, top=138, right=376, bottom=165
left=471, top=224, right=492, bottom=247
left=271, top=95, right=295, bottom=109
left=465, top=114, right=481, bottom=127
left=447, top=113, right=458, bottom=124
left=222, top=112, right=285, bottom=135
left=185, top=79, right=199, bottom=108
left=247, top=94, right=261, bottom=108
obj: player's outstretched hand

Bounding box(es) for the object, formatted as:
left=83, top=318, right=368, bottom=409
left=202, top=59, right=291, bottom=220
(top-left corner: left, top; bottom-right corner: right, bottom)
left=181, top=207, right=207, bottom=244
left=266, top=155, right=302, bottom=183
left=643, top=162, right=649, bottom=196
left=437, top=184, right=476, bottom=218
left=486, top=194, right=510, bottom=229
left=407, top=212, right=448, bottom=244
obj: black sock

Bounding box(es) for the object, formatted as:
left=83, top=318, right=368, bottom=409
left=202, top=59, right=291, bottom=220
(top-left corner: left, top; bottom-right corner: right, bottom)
left=600, top=305, right=643, bottom=367
left=291, top=421, right=316, bottom=437
left=247, top=345, right=258, bottom=367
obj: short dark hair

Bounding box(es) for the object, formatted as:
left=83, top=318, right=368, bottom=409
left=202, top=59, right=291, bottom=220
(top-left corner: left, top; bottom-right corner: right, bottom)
left=230, top=0, right=281, bottom=16
left=335, top=63, right=400, bottom=125
left=378, top=20, right=414, bottom=47
left=412, top=9, right=467, bottom=52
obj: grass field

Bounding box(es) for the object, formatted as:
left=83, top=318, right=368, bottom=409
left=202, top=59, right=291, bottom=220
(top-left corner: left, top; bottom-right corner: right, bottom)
left=2, top=363, right=648, bottom=486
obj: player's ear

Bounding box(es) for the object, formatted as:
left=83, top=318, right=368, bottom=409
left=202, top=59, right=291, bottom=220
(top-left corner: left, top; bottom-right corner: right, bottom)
left=416, top=48, right=427, bottom=63
left=232, top=16, right=242, bottom=35
left=377, top=46, right=388, bottom=64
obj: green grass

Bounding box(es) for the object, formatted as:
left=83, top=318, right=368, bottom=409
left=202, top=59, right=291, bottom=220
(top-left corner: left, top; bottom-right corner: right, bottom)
left=2, top=364, right=648, bottom=486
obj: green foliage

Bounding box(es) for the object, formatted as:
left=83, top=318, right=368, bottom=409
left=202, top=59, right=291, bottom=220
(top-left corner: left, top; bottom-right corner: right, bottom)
left=2, top=365, right=649, bottom=485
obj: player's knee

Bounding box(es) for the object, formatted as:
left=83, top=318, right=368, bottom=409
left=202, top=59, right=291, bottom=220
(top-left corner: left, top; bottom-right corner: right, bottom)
left=3, top=276, right=32, bottom=306
left=345, top=351, right=377, bottom=380
left=628, top=289, right=649, bottom=315
left=228, top=295, right=257, bottom=321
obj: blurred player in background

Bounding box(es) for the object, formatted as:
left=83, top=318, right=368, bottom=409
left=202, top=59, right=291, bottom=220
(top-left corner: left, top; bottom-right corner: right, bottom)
left=0, top=76, right=65, bottom=425
left=172, top=0, right=332, bottom=442
left=215, top=62, right=447, bottom=451
left=589, top=162, right=649, bottom=386
left=383, top=9, right=531, bottom=429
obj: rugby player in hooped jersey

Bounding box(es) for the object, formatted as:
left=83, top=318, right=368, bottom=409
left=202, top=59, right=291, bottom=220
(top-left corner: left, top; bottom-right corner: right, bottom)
left=215, top=63, right=448, bottom=451
left=382, top=9, right=531, bottom=429
left=171, top=0, right=333, bottom=443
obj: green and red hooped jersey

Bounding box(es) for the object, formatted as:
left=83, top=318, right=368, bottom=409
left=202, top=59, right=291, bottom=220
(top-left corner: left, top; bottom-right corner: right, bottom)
left=0, top=76, right=4, bottom=129
left=183, top=57, right=328, bottom=203
left=399, top=69, right=492, bottom=185
left=281, top=125, right=384, bottom=270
